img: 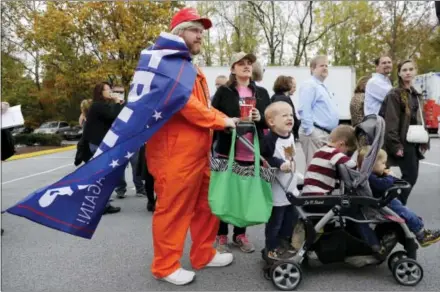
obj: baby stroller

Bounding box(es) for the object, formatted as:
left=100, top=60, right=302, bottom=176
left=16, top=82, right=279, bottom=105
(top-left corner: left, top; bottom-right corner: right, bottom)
left=238, top=115, right=423, bottom=291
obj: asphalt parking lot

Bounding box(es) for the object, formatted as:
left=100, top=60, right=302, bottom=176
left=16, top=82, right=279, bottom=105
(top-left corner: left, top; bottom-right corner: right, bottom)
left=1, top=140, right=439, bottom=291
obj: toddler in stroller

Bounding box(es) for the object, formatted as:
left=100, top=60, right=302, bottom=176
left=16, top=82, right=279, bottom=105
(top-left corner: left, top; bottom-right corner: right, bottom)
left=358, top=146, right=440, bottom=247
left=263, top=115, right=427, bottom=290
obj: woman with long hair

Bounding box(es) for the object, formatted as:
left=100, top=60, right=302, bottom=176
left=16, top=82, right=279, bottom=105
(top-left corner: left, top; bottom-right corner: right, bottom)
left=350, top=75, right=371, bottom=126
left=211, top=52, right=271, bottom=254
left=79, top=99, right=93, bottom=127
left=83, top=81, right=125, bottom=214
left=379, top=60, right=429, bottom=205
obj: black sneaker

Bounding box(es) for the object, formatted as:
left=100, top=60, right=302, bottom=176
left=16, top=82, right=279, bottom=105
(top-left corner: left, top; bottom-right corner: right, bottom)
left=116, top=192, right=126, bottom=199
left=372, top=245, right=387, bottom=261
left=136, top=191, right=148, bottom=197
left=417, top=229, right=440, bottom=247
left=147, top=200, right=155, bottom=212
left=103, top=205, right=121, bottom=215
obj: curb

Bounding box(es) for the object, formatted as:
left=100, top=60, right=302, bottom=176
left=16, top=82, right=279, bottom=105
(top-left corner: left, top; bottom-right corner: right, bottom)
left=7, top=145, right=76, bottom=161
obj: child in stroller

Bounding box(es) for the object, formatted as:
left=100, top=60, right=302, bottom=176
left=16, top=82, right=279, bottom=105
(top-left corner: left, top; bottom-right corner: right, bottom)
left=358, top=146, right=440, bottom=247
left=262, top=115, right=426, bottom=290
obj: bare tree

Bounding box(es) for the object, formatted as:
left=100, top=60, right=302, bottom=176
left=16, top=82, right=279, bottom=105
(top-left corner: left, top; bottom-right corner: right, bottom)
left=247, top=1, right=281, bottom=65
left=290, top=1, right=351, bottom=66
left=377, top=1, right=436, bottom=62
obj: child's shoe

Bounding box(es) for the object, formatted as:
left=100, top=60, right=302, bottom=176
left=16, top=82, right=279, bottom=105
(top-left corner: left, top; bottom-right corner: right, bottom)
left=215, top=235, right=230, bottom=253
left=267, top=249, right=294, bottom=260
left=417, top=229, right=440, bottom=247
left=279, top=237, right=297, bottom=254
left=233, top=234, right=255, bottom=253
left=372, top=244, right=388, bottom=261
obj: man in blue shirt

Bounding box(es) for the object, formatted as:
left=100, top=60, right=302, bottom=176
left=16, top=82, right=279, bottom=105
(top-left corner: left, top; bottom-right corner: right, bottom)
left=298, top=55, right=339, bottom=167
left=363, top=56, right=393, bottom=116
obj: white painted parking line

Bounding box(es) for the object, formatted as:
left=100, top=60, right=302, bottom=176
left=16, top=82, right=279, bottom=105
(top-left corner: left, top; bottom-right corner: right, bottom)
left=2, top=164, right=73, bottom=185
left=421, top=161, right=440, bottom=168
left=27, top=156, right=74, bottom=159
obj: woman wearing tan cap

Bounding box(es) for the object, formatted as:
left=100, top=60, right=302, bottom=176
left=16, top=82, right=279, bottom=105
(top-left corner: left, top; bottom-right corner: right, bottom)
left=211, top=52, right=271, bottom=254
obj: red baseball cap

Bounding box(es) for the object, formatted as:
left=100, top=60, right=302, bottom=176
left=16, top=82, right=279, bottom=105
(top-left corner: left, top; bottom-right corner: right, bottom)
left=170, top=7, right=212, bottom=30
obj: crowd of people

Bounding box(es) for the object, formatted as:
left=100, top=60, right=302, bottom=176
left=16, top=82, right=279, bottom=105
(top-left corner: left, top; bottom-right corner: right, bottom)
left=2, top=5, right=440, bottom=287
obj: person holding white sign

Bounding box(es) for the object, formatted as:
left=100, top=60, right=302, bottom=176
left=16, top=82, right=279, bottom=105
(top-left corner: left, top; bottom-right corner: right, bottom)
left=1, top=102, right=16, bottom=162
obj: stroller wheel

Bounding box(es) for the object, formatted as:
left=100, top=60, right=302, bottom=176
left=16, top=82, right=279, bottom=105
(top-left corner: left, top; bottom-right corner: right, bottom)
left=387, top=250, right=408, bottom=271
left=271, top=261, right=302, bottom=291
left=392, top=258, right=423, bottom=286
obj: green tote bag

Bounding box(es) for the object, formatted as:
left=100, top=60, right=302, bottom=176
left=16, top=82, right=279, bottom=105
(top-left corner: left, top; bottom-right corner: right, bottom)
left=208, top=127, right=275, bottom=227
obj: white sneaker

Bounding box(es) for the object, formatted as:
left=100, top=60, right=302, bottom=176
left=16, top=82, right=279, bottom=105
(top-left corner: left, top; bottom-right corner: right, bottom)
left=206, top=251, right=233, bottom=267
left=157, top=268, right=195, bottom=286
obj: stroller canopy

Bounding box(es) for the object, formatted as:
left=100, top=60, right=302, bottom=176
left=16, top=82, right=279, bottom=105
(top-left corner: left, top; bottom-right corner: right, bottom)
left=337, top=114, right=385, bottom=196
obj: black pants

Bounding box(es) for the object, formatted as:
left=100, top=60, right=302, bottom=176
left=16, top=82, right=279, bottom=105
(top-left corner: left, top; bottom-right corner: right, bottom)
left=218, top=222, right=246, bottom=239
left=395, top=143, right=420, bottom=205
left=144, top=166, right=155, bottom=203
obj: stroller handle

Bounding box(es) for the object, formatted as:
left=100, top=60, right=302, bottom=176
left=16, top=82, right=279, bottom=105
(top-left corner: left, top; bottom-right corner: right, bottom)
left=380, top=179, right=412, bottom=207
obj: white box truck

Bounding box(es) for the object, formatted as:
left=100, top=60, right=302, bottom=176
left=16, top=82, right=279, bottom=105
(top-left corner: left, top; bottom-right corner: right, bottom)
left=413, top=72, right=440, bottom=134
left=201, top=66, right=356, bottom=123
left=414, top=72, right=440, bottom=103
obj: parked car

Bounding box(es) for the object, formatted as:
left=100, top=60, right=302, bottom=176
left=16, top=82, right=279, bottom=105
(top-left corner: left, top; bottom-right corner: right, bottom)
left=11, top=126, right=34, bottom=136
left=62, top=126, right=83, bottom=140
left=34, top=121, right=70, bottom=135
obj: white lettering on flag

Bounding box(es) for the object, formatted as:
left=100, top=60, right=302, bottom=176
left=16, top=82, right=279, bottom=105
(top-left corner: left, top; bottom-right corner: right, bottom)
left=118, top=107, right=133, bottom=123
left=103, top=130, right=119, bottom=148
left=141, top=50, right=179, bottom=69
left=128, top=71, right=154, bottom=103
left=93, top=148, right=103, bottom=159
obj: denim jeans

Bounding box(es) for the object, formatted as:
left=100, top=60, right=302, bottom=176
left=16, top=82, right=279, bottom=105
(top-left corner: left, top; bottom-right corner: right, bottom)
left=89, top=143, right=99, bottom=154
left=389, top=198, right=424, bottom=233
left=114, top=149, right=145, bottom=195
left=355, top=223, right=380, bottom=247
left=265, top=205, right=298, bottom=251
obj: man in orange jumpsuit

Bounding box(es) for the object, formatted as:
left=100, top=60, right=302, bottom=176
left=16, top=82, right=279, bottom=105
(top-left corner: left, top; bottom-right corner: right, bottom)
left=146, top=8, right=239, bottom=286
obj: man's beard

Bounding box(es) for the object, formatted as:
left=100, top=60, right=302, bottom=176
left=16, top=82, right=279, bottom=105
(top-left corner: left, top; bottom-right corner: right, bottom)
left=187, top=42, right=201, bottom=56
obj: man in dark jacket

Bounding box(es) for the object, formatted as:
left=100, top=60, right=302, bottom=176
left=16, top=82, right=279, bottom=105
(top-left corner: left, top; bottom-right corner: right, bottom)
left=1, top=102, right=15, bottom=161
left=1, top=102, right=15, bottom=235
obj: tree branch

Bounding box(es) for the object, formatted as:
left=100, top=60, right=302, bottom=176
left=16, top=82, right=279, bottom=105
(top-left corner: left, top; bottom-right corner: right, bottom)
left=306, top=15, right=351, bottom=45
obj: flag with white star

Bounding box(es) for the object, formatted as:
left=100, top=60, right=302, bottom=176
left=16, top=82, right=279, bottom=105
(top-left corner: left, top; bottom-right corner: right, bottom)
left=5, top=32, right=198, bottom=239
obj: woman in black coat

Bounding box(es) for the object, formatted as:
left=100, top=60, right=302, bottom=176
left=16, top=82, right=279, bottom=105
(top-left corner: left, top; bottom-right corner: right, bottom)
left=211, top=52, right=271, bottom=254
left=270, top=76, right=300, bottom=140
left=83, top=82, right=125, bottom=153
left=83, top=82, right=125, bottom=214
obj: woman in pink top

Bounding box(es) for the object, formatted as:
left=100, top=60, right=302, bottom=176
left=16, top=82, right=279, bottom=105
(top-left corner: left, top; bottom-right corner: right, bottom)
left=211, top=52, right=271, bottom=254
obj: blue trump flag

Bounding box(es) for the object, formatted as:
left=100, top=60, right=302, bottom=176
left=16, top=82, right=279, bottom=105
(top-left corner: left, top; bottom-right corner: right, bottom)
left=6, top=32, right=197, bottom=239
